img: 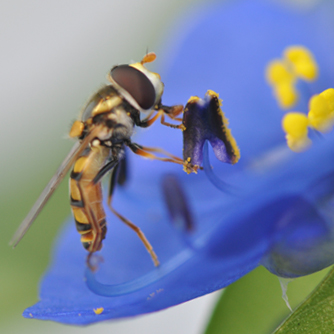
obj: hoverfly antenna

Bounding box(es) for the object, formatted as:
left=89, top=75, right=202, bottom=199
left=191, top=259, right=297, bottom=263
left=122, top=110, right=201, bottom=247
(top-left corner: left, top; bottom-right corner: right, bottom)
left=141, top=52, right=156, bottom=65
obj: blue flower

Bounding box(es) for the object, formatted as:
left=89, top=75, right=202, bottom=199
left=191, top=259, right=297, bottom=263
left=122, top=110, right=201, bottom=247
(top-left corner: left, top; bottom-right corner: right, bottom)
left=24, top=0, right=334, bottom=325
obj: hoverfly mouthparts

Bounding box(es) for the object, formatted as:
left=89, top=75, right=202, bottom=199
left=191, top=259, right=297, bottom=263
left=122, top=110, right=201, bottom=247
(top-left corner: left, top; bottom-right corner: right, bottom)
left=11, top=52, right=240, bottom=271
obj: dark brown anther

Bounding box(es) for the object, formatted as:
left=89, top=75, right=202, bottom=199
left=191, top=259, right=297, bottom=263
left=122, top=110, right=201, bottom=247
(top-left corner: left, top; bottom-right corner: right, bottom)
left=161, top=174, right=194, bottom=232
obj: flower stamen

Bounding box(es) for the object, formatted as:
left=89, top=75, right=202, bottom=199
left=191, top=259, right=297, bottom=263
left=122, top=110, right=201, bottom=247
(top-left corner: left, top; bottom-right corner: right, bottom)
left=282, top=112, right=310, bottom=152
left=282, top=88, right=334, bottom=152
left=308, top=88, right=334, bottom=132
left=266, top=45, right=318, bottom=109
left=203, top=141, right=236, bottom=193
left=161, top=173, right=195, bottom=233
left=85, top=248, right=194, bottom=297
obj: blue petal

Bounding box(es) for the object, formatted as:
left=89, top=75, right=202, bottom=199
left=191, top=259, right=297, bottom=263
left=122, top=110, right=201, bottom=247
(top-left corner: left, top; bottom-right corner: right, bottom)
left=24, top=0, right=334, bottom=324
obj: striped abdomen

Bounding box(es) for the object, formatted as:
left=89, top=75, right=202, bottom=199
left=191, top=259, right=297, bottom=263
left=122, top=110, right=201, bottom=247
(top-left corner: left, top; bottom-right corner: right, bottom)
left=70, top=144, right=110, bottom=252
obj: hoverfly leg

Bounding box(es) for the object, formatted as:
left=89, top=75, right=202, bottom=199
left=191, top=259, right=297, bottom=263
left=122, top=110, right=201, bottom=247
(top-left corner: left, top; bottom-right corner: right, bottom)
left=137, top=105, right=184, bottom=129
left=111, top=207, right=160, bottom=267
left=159, top=112, right=185, bottom=130
left=136, top=110, right=162, bottom=128
left=159, top=104, right=184, bottom=128
left=107, top=163, right=119, bottom=205
left=117, top=153, right=127, bottom=186
left=86, top=252, right=95, bottom=271
left=127, top=142, right=184, bottom=166
left=106, top=161, right=159, bottom=267
left=160, top=104, right=183, bottom=118
left=137, top=109, right=154, bottom=125
left=91, top=158, right=119, bottom=185
left=86, top=252, right=104, bottom=272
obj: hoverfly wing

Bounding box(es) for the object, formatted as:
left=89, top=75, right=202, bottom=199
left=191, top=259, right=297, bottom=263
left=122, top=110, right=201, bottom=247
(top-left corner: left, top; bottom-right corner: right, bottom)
left=10, top=126, right=102, bottom=247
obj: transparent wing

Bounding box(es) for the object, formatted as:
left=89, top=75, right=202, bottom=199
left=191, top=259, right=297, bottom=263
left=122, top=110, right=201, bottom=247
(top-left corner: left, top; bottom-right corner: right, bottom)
left=10, top=126, right=102, bottom=247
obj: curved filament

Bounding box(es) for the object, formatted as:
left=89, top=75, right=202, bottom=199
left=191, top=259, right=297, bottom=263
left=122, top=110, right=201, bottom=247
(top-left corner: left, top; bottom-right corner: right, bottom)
left=203, top=141, right=236, bottom=194
left=85, top=248, right=194, bottom=297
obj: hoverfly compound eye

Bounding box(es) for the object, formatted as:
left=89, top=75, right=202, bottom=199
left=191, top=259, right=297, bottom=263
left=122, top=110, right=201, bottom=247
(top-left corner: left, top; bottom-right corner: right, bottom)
left=110, top=65, right=156, bottom=110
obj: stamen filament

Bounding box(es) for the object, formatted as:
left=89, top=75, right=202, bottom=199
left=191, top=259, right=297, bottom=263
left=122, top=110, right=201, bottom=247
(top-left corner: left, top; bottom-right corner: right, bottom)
left=203, top=141, right=236, bottom=194
left=85, top=248, right=194, bottom=297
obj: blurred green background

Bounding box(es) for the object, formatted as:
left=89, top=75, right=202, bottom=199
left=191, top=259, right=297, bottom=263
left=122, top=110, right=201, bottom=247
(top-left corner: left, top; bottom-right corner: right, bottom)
left=0, top=0, right=328, bottom=333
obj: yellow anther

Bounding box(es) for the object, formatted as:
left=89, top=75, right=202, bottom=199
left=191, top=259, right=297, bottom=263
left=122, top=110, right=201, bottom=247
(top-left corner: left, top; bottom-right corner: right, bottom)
left=266, top=60, right=295, bottom=86
left=308, top=90, right=334, bottom=132
left=285, top=134, right=311, bottom=152
left=284, top=46, right=318, bottom=81
left=93, top=307, right=104, bottom=315
left=320, top=88, right=334, bottom=112
left=309, top=94, right=330, bottom=117
left=187, top=96, right=201, bottom=104
left=274, top=82, right=298, bottom=109
left=282, top=112, right=309, bottom=137
left=282, top=112, right=311, bottom=152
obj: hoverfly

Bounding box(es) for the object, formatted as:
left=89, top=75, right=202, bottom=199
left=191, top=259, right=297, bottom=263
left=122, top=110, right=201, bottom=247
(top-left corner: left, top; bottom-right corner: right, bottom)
left=10, top=52, right=190, bottom=268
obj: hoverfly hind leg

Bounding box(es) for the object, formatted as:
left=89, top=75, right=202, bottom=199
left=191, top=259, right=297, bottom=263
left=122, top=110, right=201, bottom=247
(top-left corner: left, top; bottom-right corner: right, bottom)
left=107, top=168, right=159, bottom=267
left=109, top=205, right=160, bottom=267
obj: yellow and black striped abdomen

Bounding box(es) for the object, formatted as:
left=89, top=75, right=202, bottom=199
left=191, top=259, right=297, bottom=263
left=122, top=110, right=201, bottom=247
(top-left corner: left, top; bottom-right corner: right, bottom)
left=69, top=145, right=110, bottom=253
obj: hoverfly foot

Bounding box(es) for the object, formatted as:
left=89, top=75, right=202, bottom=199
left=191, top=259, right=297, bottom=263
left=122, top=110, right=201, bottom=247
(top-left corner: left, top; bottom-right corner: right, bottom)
left=86, top=252, right=104, bottom=272
left=183, top=159, right=201, bottom=174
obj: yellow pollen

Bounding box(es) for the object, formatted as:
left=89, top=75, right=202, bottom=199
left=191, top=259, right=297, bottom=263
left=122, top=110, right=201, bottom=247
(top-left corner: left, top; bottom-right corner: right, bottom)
left=93, top=307, right=104, bottom=315
left=308, top=89, right=334, bottom=132
left=266, top=45, right=319, bottom=110
left=266, top=60, right=295, bottom=86
left=282, top=112, right=309, bottom=137
left=320, top=88, right=334, bottom=112
left=282, top=112, right=311, bottom=152
left=187, top=96, right=201, bottom=104
left=284, top=46, right=318, bottom=81
left=274, top=82, right=298, bottom=109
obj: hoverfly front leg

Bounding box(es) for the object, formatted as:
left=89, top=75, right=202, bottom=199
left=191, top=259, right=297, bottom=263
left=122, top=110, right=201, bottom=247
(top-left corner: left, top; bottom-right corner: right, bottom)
left=137, top=104, right=185, bottom=130
left=107, top=164, right=160, bottom=267
left=126, top=142, right=200, bottom=173
left=127, top=142, right=184, bottom=166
